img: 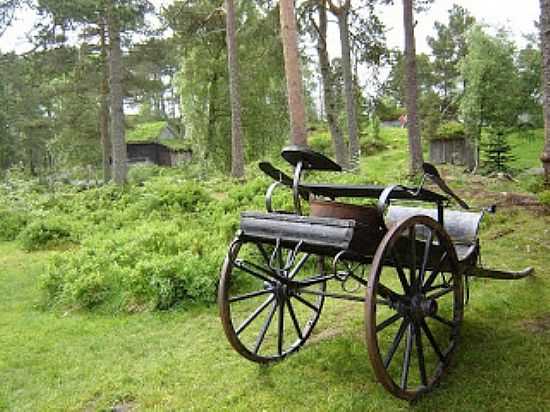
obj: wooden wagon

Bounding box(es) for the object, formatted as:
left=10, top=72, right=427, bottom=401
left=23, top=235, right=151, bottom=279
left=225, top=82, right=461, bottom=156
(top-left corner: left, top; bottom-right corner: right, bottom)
left=218, top=146, right=533, bottom=400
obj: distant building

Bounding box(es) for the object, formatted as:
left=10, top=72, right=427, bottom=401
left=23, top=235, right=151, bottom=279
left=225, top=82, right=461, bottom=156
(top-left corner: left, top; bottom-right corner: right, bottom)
left=126, top=121, right=192, bottom=166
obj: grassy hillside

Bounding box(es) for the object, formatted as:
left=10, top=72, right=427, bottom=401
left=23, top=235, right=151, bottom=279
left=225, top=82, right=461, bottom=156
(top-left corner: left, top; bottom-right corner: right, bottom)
left=0, top=127, right=548, bottom=410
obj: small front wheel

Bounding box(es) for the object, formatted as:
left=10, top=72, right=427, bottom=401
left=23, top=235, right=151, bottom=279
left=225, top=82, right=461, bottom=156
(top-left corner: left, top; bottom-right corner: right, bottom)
left=365, top=216, right=464, bottom=400
left=218, top=239, right=326, bottom=363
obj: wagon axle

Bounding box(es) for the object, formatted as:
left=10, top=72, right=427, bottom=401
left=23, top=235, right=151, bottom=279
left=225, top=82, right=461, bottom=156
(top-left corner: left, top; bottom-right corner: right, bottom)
left=401, top=294, right=439, bottom=321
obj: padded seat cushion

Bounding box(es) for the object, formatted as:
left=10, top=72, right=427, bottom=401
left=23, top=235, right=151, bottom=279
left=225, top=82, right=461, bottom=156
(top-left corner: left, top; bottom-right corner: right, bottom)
left=386, top=206, right=483, bottom=262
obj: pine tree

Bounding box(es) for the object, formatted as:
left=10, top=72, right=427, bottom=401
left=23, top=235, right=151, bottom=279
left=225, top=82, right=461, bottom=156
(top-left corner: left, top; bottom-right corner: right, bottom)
left=482, top=130, right=515, bottom=174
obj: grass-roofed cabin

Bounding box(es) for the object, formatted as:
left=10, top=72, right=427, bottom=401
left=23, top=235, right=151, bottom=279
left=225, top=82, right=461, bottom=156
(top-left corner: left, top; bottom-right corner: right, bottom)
left=429, top=121, right=475, bottom=168
left=126, top=121, right=192, bottom=166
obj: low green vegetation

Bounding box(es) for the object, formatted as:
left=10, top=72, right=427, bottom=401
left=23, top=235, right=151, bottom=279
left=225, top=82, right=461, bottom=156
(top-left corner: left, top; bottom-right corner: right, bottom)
left=126, top=121, right=168, bottom=142
left=1, top=127, right=548, bottom=410
left=432, top=121, right=465, bottom=141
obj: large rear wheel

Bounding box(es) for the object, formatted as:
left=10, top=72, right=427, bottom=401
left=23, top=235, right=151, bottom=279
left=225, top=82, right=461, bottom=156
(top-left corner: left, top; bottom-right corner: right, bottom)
left=366, top=216, right=464, bottom=400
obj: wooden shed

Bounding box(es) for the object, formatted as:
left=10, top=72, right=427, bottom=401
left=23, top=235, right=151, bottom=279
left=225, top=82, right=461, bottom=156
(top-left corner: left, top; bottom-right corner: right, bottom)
left=428, top=122, right=475, bottom=169
left=126, top=121, right=192, bottom=166
left=126, top=142, right=192, bottom=166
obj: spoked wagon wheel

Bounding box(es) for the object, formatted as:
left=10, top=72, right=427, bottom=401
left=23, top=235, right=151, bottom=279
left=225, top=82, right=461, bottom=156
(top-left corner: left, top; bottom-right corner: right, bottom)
left=218, top=238, right=326, bottom=363
left=366, top=216, right=464, bottom=400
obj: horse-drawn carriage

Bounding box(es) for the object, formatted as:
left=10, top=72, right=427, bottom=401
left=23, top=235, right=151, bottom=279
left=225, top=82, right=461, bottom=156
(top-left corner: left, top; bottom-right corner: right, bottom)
left=218, top=146, right=533, bottom=400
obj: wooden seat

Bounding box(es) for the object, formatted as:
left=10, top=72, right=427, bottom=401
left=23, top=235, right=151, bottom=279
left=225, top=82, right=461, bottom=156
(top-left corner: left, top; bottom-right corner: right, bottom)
left=281, top=145, right=342, bottom=171
left=385, top=206, right=483, bottom=262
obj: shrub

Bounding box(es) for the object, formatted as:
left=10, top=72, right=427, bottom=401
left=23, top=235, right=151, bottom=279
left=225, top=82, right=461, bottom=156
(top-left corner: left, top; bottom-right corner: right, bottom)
left=308, top=130, right=333, bottom=156
left=18, top=216, right=75, bottom=251
left=375, top=98, right=406, bottom=122
left=0, top=208, right=28, bottom=240
left=538, top=190, right=550, bottom=207
left=41, top=222, right=225, bottom=311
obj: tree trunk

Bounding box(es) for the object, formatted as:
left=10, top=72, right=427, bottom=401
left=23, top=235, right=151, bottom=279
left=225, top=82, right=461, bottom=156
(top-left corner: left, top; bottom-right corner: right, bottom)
left=225, top=0, right=245, bottom=179
left=279, top=0, right=308, bottom=146
left=335, top=2, right=360, bottom=169
left=99, top=17, right=111, bottom=182
left=107, top=1, right=127, bottom=185
left=317, top=1, right=348, bottom=168
left=540, top=0, right=550, bottom=184
left=403, top=0, right=424, bottom=175
left=207, top=72, right=218, bottom=160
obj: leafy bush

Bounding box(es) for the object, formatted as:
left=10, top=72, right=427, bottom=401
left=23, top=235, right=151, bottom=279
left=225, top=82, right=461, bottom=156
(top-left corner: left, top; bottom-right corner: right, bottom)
left=0, top=208, right=28, bottom=240
left=375, top=98, right=406, bottom=121
left=41, top=223, right=225, bottom=311
left=538, top=190, right=550, bottom=207
left=2, top=164, right=270, bottom=312
left=18, top=216, right=75, bottom=251
left=308, top=130, right=333, bottom=156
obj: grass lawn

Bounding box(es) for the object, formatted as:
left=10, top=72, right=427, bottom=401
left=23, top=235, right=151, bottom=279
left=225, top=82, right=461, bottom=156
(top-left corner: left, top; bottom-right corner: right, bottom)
left=1, top=129, right=549, bottom=411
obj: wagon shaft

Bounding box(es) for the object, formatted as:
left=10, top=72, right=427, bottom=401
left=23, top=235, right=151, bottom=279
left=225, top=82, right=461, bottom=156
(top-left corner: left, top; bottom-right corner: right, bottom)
left=468, top=266, right=534, bottom=280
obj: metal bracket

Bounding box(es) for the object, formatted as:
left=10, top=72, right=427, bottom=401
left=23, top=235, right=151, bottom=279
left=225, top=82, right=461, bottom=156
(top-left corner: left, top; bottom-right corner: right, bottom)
left=265, top=181, right=282, bottom=212
left=292, top=161, right=304, bottom=215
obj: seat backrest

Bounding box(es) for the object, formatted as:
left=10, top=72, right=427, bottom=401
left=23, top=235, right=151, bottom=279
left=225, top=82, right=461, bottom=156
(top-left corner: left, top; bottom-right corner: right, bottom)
left=386, top=206, right=483, bottom=245
left=281, top=145, right=342, bottom=171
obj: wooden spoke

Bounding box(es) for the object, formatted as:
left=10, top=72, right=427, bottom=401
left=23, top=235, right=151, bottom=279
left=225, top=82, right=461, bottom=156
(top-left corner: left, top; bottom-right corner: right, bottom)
left=383, top=318, right=409, bottom=369
left=253, top=301, right=277, bottom=354
left=293, top=294, right=320, bottom=312
left=391, top=250, right=410, bottom=294
left=277, top=298, right=284, bottom=355
left=234, top=260, right=274, bottom=284
left=419, top=230, right=434, bottom=286
left=377, top=282, right=402, bottom=302
left=415, top=323, right=428, bottom=386
left=423, top=283, right=450, bottom=293
left=286, top=300, right=303, bottom=340
left=229, top=288, right=273, bottom=303
left=277, top=245, right=284, bottom=272
left=420, top=319, right=445, bottom=362
left=288, top=253, right=310, bottom=279
left=400, top=323, right=414, bottom=390
left=409, top=226, right=417, bottom=286
left=430, top=314, right=455, bottom=329
left=426, top=287, right=453, bottom=301
left=235, top=296, right=274, bottom=336
left=376, top=313, right=403, bottom=333
left=256, top=243, right=272, bottom=267
left=423, top=252, right=448, bottom=290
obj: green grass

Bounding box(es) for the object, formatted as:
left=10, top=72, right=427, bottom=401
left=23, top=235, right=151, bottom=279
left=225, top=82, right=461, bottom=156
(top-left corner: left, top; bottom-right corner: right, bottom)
left=159, top=138, right=193, bottom=151
left=1, top=127, right=549, bottom=410
left=1, top=206, right=549, bottom=410
left=508, top=128, right=545, bottom=170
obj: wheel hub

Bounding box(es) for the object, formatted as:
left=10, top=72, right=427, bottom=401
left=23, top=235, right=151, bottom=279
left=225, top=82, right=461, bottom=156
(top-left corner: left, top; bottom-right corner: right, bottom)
left=274, top=282, right=289, bottom=303
left=405, top=294, right=438, bottom=321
